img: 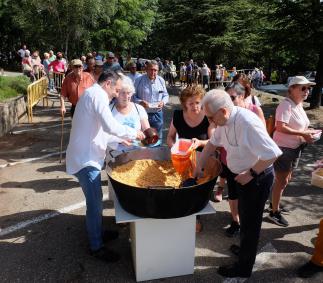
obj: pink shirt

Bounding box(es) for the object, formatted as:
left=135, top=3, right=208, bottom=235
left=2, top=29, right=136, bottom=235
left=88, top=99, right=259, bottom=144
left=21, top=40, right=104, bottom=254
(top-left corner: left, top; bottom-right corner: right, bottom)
left=273, top=97, right=310, bottom=149
left=48, top=60, right=66, bottom=73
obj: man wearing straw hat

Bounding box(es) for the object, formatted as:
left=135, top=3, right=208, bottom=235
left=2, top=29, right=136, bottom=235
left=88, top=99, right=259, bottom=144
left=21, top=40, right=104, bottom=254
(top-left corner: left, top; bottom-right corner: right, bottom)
left=194, top=89, right=282, bottom=278
left=60, top=59, right=94, bottom=117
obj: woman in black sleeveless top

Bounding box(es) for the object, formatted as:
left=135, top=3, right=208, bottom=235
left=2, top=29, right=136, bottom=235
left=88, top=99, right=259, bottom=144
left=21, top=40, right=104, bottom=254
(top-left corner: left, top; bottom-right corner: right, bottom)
left=167, top=85, right=214, bottom=150
left=167, top=85, right=215, bottom=233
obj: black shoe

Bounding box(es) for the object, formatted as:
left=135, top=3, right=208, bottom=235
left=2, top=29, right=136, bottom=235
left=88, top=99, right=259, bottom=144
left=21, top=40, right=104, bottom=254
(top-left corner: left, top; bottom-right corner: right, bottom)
left=230, top=244, right=240, bottom=256
left=102, top=230, right=119, bottom=243
left=226, top=221, right=240, bottom=237
left=218, top=263, right=251, bottom=278
left=297, top=261, right=323, bottom=278
left=267, top=203, right=290, bottom=215
left=90, top=247, right=120, bottom=263
left=268, top=210, right=289, bottom=227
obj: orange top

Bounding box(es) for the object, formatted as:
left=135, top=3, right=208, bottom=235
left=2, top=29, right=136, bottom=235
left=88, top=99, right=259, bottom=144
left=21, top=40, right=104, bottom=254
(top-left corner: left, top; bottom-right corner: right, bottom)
left=61, top=72, right=95, bottom=105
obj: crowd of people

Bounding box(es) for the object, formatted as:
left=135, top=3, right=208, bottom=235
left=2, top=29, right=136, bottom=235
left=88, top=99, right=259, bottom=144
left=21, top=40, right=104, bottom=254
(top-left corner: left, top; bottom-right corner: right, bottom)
left=17, top=45, right=273, bottom=91
left=16, top=45, right=322, bottom=279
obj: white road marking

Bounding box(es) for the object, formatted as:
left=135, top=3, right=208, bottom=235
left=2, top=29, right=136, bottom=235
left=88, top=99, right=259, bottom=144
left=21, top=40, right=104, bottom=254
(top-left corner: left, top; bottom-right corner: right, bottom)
left=0, top=151, right=66, bottom=169
left=0, top=194, right=110, bottom=237
left=11, top=122, right=71, bottom=134
left=223, top=242, right=277, bottom=282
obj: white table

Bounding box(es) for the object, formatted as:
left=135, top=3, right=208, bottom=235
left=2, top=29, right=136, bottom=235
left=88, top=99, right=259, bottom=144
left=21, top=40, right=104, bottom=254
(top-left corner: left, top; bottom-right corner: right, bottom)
left=113, top=192, right=216, bottom=282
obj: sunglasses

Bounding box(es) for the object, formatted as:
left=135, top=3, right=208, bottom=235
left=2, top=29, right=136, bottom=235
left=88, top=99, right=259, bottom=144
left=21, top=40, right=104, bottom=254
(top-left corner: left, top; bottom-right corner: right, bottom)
left=73, top=65, right=82, bottom=68
left=230, top=96, right=236, bottom=101
left=301, top=86, right=311, bottom=92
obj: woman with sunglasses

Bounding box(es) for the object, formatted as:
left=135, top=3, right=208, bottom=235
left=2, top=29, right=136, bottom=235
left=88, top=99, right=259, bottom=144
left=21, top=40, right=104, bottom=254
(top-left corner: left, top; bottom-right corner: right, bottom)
left=219, top=82, right=266, bottom=237
left=269, top=76, right=316, bottom=227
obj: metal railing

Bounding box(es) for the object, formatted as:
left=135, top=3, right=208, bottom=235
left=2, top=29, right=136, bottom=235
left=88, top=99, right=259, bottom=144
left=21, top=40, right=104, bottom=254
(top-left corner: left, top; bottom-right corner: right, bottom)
left=123, top=68, right=252, bottom=88
left=27, top=76, right=48, bottom=123
left=50, top=72, right=65, bottom=94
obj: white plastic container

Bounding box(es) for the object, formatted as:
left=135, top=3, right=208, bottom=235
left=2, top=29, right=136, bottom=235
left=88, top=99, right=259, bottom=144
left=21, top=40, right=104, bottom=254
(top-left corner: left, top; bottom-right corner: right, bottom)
left=311, top=168, right=323, bottom=188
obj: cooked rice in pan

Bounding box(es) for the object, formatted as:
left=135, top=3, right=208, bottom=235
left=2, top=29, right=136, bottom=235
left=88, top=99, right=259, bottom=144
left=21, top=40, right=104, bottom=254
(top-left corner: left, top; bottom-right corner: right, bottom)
left=111, top=159, right=187, bottom=188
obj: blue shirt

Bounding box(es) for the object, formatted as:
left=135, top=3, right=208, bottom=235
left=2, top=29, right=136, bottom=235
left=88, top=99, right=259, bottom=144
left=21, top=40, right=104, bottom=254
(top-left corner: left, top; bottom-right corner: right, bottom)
left=133, top=74, right=169, bottom=113
left=103, top=62, right=123, bottom=72
left=127, top=72, right=142, bottom=83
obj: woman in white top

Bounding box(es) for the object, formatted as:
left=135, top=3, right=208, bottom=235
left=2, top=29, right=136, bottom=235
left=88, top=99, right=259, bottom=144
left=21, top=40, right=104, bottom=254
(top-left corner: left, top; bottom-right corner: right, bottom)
left=109, top=75, right=150, bottom=151
left=269, top=76, right=316, bottom=227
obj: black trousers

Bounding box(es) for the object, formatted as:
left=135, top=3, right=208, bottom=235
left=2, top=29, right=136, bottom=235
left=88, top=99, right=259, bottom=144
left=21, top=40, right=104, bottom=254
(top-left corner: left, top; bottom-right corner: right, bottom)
left=70, top=105, right=76, bottom=118
left=237, top=167, right=274, bottom=274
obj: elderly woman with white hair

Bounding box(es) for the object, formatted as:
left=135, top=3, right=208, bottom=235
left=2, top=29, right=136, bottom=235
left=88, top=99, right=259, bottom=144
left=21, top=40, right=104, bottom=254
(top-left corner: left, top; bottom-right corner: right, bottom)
left=108, top=75, right=150, bottom=151
left=194, top=89, right=282, bottom=278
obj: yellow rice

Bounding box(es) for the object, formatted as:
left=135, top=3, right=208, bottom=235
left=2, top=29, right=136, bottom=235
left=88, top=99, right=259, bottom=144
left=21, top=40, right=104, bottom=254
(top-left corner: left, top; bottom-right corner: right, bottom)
left=111, top=159, right=187, bottom=188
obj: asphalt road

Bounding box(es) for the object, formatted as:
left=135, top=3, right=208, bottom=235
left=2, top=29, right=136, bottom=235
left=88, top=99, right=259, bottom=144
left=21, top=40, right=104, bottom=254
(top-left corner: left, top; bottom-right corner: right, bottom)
left=0, top=87, right=322, bottom=282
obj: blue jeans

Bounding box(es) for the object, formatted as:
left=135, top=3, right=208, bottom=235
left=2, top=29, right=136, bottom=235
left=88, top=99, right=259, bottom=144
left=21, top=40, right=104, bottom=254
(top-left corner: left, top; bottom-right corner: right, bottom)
left=148, top=111, right=163, bottom=141
left=75, top=166, right=103, bottom=251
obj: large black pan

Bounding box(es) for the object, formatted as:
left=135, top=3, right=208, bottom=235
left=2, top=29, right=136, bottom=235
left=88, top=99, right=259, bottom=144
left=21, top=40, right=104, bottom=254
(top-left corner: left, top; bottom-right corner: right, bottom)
left=106, top=146, right=218, bottom=219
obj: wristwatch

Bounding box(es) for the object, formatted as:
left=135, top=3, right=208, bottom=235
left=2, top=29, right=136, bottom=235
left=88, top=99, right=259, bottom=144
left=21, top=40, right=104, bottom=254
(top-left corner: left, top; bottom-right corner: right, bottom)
left=249, top=168, right=258, bottom=178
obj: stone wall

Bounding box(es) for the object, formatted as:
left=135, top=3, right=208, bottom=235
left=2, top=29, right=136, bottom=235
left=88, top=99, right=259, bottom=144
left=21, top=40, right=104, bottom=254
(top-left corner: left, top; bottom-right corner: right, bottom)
left=0, top=95, right=26, bottom=136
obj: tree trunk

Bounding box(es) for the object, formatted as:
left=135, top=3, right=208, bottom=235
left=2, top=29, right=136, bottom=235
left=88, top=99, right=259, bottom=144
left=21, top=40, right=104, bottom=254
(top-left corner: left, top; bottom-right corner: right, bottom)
left=64, top=34, right=69, bottom=59
left=310, top=47, right=323, bottom=108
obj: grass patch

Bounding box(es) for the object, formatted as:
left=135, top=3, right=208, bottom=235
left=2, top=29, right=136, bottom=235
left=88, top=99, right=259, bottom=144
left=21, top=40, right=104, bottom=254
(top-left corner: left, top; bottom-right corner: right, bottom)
left=0, top=76, right=29, bottom=102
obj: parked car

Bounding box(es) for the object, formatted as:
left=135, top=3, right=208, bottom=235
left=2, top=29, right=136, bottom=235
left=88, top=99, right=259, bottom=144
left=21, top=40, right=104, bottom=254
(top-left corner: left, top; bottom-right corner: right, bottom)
left=258, top=83, right=288, bottom=96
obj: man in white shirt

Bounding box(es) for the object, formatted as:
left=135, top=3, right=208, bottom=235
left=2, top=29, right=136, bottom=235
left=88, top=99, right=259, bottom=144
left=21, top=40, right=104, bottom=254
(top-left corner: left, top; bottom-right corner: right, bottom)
left=66, top=71, right=145, bottom=263
left=17, top=44, right=29, bottom=60
left=195, top=89, right=282, bottom=278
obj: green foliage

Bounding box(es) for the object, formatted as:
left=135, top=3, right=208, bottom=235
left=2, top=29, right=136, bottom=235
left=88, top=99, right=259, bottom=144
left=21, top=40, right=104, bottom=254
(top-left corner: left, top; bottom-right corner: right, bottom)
left=139, top=0, right=322, bottom=74
left=0, top=0, right=157, bottom=59
left=93, top=0, right=158, bottom=52
left=0, top=76, right=29, bottom=101
left=0, top=86, right=17, bottom=102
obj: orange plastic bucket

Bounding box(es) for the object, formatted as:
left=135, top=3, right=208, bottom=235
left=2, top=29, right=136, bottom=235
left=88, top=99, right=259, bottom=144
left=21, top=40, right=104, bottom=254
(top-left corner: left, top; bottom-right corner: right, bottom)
left=171, top=139, right=194, bottom=175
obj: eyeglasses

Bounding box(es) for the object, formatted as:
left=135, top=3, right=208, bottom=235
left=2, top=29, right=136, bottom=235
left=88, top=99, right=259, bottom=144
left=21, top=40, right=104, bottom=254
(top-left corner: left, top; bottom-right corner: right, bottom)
left=301, top=86, right=311, bottom=92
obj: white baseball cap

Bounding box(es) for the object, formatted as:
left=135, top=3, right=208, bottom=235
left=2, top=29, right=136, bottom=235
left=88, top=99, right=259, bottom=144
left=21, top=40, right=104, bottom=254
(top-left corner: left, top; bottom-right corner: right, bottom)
left=288, top=76, right=316, bottom=87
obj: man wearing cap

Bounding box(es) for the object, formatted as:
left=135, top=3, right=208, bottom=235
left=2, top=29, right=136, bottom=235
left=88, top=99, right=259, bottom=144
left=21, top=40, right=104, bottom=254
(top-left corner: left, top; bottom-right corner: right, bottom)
left=60, top=59, right=95, bottom=117
left=103, top=52, right=122, bottom=72
left=133, top=60, right=169, bottom=144
left=127, top=62, right=142, bottom=83
left=66, top=71, right=145, bottom=263
left=94, top=60, right=104, bottom=81
left=269, top=76, right=316, bottom=227
left=84, top=57, right=95, bottom=78
left=194, top=89, right=282, bottom=278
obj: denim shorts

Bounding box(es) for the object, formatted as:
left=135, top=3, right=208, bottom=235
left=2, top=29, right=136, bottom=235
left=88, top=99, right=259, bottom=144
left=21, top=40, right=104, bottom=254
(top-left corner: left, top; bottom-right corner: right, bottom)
left=274, top=145, right=305, bottom=172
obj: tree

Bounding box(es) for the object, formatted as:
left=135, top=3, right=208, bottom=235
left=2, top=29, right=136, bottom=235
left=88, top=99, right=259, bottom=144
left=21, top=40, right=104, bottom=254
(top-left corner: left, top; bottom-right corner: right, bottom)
left=10, top=0, right=116, bottom=58
left=265, top=0, right=323, bottom=108
left=92, top=0, right=158, bottom=54
left=140, top=0, right=272, bottom=68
